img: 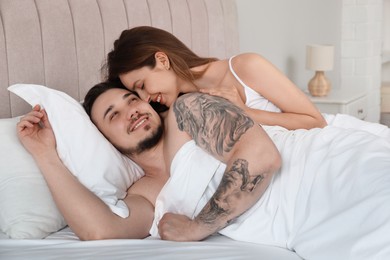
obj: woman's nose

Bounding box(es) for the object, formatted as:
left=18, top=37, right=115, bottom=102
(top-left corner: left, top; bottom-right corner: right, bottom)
left=138, top=91, right=150, bottom=103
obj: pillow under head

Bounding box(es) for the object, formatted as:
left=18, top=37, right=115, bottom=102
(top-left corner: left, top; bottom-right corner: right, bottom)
left=8, top=84, right=144, bottom=219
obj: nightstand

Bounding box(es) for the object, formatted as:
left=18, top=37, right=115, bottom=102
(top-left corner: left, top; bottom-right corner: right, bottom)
left=308, top=88, right=367, bottom=120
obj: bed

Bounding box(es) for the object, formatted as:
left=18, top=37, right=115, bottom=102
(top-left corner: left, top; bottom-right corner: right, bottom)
left=0, top=0, right=303, bottom=259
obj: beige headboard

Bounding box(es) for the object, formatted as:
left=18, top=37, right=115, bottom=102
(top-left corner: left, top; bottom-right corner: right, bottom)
left=0, top=0, right=239, bottom=118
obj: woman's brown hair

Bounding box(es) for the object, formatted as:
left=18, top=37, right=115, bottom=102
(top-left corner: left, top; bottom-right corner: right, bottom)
left=103, top=26, right=217, bottom=84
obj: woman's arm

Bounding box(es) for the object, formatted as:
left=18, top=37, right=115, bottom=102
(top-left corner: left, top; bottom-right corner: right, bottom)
left=17, top=106, right=154, bottom=240
left=158, top=93, right=281, bottom=241
left=202, top=53, right=327, bottom=130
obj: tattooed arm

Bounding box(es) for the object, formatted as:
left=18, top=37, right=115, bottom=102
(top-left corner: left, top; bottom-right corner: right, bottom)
left=158, top=93, right=281, bottom=241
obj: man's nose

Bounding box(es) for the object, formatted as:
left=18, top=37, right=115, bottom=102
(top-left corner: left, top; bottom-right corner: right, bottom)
left=128, top=110, right=139, bottom=121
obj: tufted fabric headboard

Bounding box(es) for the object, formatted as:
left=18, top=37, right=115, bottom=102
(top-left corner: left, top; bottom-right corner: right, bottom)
left=0, top=0, right=239, bottom=118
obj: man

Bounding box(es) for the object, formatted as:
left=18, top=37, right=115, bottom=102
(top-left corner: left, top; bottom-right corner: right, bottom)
left=17, top=81, right=281, bottom=241
left=18, top=82, right=390, bottom=259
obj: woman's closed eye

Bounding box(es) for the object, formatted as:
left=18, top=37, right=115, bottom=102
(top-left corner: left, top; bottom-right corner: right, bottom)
left=133, top=81, right=144, bottom=90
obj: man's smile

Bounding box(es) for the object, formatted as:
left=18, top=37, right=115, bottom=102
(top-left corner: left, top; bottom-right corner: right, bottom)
left=129, top=115, right=149, bottom=132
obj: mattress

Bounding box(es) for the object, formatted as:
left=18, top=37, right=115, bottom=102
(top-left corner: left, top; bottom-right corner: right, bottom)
left=0, top=228, right=302, bottom=260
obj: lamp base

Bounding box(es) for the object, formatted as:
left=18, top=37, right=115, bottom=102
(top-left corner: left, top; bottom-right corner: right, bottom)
left=308, top=71, right=331, bottom=97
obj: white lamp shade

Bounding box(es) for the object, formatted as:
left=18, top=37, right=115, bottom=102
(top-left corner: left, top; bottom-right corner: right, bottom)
left=306, top=44, right=334, bottom=71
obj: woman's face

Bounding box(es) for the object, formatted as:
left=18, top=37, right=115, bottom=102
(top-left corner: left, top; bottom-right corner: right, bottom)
left=119, top=55, right=180, bottom=108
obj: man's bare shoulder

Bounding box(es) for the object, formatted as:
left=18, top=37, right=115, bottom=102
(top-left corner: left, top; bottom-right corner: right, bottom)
left=127, top=176, right=166, bottom=207
left=163, top=96, right=196, bottom=166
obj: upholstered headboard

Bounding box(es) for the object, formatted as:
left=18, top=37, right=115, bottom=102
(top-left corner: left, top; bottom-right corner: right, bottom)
left=0, top=0, right=239, bottom=118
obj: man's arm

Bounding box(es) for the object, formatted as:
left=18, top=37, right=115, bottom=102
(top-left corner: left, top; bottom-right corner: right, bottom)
left=17, top=106, right=154, bottom=240
left=159, top=93, right=281, bottom=241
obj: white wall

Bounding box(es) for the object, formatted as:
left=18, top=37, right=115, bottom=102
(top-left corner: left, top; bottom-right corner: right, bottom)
left=341, top=0, right=383, bottom=122
left=235, top=0, right=384, bottom=123
left=235, top=0, right=342, bottom=91
left=382, top=0, right=390, bottom=82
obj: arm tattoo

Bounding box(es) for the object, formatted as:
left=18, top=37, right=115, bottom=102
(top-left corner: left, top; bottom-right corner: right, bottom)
left=173, top=93, right=264, bottom=228
left=197, top=159, right=264, bottom=226
left=173, top=93, right=254, bottom=156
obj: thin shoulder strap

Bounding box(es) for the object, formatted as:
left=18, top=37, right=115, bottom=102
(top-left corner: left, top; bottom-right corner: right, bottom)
left=228, top=55, right=248, bottom=88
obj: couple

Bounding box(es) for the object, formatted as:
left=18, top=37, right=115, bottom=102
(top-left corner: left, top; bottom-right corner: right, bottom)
left=18, top=25, right=390, bottom=259
left=19, top=81, right=390, bottom=259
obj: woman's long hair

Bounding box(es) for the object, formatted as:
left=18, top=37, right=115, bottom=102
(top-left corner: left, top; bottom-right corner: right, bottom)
left=103, top=26, right=218, bottom=84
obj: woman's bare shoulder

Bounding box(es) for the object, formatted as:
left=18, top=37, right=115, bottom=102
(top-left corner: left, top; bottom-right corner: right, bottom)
left=231, top=53, right=269, bottom=69
left=230, top=53, right=269, bottom=77
left=232, top=52, right=265, bottom=63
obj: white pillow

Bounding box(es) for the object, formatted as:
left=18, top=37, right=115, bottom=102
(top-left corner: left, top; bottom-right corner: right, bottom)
left=8, top=84, right=144, bottom=219
left=0, top=117, right=66, bottom=238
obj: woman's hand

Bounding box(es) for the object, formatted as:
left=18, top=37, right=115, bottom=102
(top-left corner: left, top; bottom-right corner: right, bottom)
left=17, top=105, right=56, bottom=158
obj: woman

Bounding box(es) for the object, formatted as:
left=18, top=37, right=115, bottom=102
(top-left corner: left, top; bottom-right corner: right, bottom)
left=103, top=26, right=327, bottom=130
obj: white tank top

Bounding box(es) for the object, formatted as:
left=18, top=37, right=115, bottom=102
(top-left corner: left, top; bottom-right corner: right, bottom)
left=229, top=56, right=281, bottom=112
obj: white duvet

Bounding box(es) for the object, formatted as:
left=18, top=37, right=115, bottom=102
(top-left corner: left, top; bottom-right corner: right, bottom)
left=151, top=125, right=390, bottom=260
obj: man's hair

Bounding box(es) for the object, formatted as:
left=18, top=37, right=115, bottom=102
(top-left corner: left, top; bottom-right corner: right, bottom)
left=102, top=26, right=218, bottom=84
left=83, top=80, right=168, bottom=119
left=83, top=80, right=127, bottom=118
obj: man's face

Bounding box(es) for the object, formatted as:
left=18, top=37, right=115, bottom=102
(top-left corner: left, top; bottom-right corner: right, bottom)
left=91, top=88, right=163, bottom=156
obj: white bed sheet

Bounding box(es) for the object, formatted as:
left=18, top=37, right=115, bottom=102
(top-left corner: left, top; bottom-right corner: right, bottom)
left=0, top=228, right=302, bottom=260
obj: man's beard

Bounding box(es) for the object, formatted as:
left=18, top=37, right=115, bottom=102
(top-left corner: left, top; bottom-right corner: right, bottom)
left=116, top=125, right=163, bottom=156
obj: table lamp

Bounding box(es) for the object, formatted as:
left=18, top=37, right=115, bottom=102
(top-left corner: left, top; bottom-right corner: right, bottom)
left=306, top=44, right=334, bottom=97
